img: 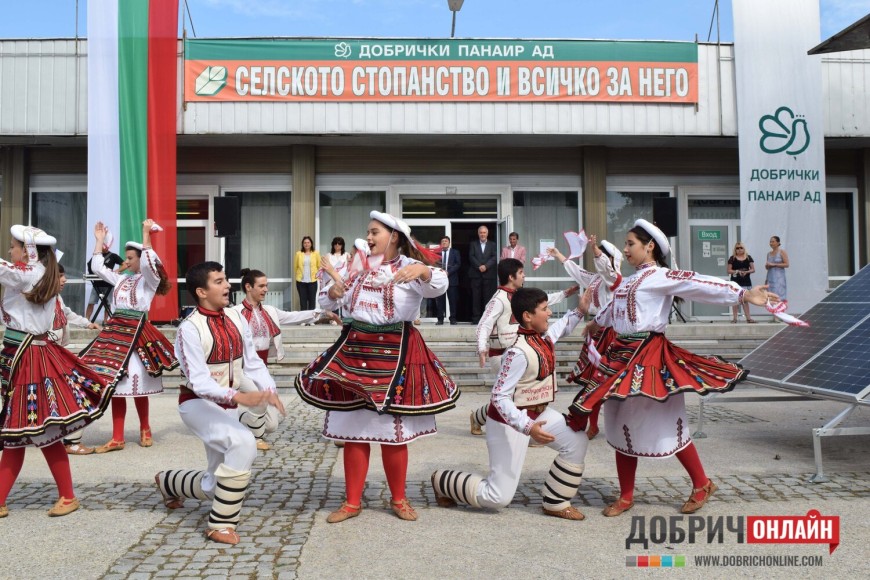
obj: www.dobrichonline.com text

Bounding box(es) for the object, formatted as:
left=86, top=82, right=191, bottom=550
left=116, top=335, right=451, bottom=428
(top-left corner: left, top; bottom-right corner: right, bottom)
left=694, top=555, right=824, bottom=567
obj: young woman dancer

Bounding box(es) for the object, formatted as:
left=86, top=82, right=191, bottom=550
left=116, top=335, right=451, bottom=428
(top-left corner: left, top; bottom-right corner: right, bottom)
left=80, top=220, right=178, bottom=453
left=296, top=211, right=459, bottom=523
left=0, top=226, right=111, bottom=516
left=570, top=219, right=776, bottom=516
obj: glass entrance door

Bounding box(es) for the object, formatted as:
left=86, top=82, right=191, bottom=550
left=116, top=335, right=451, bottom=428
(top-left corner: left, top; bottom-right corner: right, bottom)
left=688, top=220, right=741, bottom=318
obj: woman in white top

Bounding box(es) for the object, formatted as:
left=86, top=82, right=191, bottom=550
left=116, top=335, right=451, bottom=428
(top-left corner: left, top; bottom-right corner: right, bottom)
left=80, top=220, right=178, bottom=453
left=0, top=226, right=110, bottom=517
left=575, top=219, right=776, bottom=518
left=297, top=211, right=458, bottom=524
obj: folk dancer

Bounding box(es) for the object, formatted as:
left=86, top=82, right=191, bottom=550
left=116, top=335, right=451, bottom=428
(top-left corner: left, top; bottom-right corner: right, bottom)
left=234, top=267, right=337, bottom=450
left=79, top=220, right=178, bottom=453
left=0, top=226, right=111, bottom=517
left=568, top=219, right=777, bottom=517
left=297, top=211, right=459, bottom=523
left=469, top=257, right=578, bottom=435
left=155, top=261, right=284, bottom=545
left=551, top=235, right=623, bottom=439
left=433, top=287, right=588, bottom=520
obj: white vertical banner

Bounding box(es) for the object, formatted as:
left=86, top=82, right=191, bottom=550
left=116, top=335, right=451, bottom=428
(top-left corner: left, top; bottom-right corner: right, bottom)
left=733, top=0, right=827, bottom=313
left=87, top=0, right=121, bottom=253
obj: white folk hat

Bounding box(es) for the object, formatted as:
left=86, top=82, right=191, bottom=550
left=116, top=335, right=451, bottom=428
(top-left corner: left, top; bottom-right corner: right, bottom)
left=125, top=241, right=144, bottom=252
left=634, top=218, right=670, bottom=256
left=370, top=211, right=412, bottom=240
left=11, top=225, right=56, bottom=246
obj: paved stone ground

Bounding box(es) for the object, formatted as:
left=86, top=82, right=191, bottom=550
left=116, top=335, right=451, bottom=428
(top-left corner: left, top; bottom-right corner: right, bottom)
left=2, top=388, right=869, bottom=579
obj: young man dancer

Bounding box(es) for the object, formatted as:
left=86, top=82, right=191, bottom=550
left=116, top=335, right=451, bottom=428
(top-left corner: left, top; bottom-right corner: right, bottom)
left=470, top=258, right=577, bottom=435
left=234, top=267, right=337, bottom=450
left=432, top=287, right=588, bottom=520
left=155, top=261, right=284, bottom=545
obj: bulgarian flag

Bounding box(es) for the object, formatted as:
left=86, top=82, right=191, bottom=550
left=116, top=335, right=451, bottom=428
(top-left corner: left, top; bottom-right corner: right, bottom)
left=87, top=0, right=179, bottom=321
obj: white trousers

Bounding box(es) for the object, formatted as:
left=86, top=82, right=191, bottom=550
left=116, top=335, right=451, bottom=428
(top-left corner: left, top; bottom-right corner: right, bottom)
left=178, top=399, right=257, bottom=496
left=477, top=407, right=588, bottom=509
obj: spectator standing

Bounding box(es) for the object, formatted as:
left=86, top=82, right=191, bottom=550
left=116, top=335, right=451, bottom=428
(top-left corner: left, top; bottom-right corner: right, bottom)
left=435, top=235, right=461, bottom=325
left=294, top=236, right=320, bottom=310
left=468, top=225, right=497, bottom=324
left=727, top=242, right=756, bottom=323
left=500, top=232, right=527, bottom=265
left=765, top=235, right=789, bottom=302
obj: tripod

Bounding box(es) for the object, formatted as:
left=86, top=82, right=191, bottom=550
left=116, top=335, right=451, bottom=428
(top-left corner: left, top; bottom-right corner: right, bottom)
left=670, top=301, right=687, bottom=323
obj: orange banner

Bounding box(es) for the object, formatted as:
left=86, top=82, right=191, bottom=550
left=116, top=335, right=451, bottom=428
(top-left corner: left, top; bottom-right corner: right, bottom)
left=186, top=60, right=698, bottom=103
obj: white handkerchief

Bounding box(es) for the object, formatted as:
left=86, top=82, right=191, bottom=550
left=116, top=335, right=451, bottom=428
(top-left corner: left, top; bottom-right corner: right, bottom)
left=587, top=338, right=602, bottom=369
left=564, top=230, right=588, bottom=260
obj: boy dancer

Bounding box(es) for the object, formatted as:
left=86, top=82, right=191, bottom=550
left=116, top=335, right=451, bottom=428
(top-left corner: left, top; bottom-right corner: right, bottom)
left=234, top=267, right=337, bottom=450
left=470, top=258, right=577, bottom=435
left=433, top=287, right=589, bottom=520
left=155, top=262, right=284, bottom=545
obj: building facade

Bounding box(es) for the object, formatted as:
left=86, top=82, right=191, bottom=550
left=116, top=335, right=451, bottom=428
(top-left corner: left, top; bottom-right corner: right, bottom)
left=1, top=39, right=868, bottom=320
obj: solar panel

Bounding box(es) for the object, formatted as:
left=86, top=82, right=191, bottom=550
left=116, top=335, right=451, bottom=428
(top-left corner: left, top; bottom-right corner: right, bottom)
left=740, top=264, right=870, bottom=404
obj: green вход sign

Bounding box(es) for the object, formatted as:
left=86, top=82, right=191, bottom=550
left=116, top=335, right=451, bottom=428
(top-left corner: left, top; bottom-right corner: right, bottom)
left=697, top=230, right=722, bottom=240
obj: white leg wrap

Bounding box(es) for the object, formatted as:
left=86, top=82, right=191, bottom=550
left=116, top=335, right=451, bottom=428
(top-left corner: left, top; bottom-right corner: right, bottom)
left=432, top=469, right=483, bottom=508
left=239, top=410, right=267, bottom=440
left=471, top=404, right=489, bottom=428
left=209, top=464, right=251, bottom=531
left=542, top=458, right=584, bottom=512
left=159, top=470, right=209, bottom=501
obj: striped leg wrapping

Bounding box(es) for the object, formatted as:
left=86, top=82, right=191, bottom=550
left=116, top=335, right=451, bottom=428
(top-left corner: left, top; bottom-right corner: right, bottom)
left=239, top=410, right=267, bottom=440
left=209, top=464, right=251, bottom=531
left=542, top=458, right=584, bottom=511
left=158, top=470, right=209, bottom=501
left=432, top=470, right=483, bottom=508
left=471, top=404, right=489, bottom=428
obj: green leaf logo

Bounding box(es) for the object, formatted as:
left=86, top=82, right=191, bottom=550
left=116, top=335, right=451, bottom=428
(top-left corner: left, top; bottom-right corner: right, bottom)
left=758, top=106, right=810, bottom=156
left=194, top=66, right=228, bottom=96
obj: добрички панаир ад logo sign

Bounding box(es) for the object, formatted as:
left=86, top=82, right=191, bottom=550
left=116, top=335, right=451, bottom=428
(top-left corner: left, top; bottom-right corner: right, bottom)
left=758, top=106, right=810, bottom=156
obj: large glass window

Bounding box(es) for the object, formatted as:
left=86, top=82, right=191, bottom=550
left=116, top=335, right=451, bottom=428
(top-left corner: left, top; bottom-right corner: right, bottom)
left=512, top=191, right=579, bottom=280
left=223, top=191, right=293, bottom=310
left=606, top=190, right=670, bottom=275
left=827, top=192, right=856, bottom=280
left=32, top=191, right=88, bottom=313
left=319, top=190, right=386, bottom=255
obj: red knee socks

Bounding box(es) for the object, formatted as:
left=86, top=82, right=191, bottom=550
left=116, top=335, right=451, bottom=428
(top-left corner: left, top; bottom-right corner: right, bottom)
left=342, top=442, right=370, bottom=507
left=111, top=397, right=127, bottom=441
left=381, top=444, right=408, bottom=502
left=41, top=441, right=75, bottom=499
left=675, top=442, right=709, bottom=490
left=0, top=448, right=26, bottom=505
left=615, top=451, right=638, bottom=502
left=134, top=396, right=150, bottom=432
left=0, top=443, right=75, bottom=505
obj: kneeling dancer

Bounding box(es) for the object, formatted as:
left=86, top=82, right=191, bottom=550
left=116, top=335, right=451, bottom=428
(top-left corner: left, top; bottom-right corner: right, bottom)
left=155, top=262, right=284, bottom=545
left=433, top=287, right=588, bottom=520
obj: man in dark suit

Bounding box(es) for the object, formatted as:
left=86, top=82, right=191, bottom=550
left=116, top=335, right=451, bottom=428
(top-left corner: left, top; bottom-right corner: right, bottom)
left=468, top=225, right=497, bottom=324
left=436, top=235, right=461, bottom=325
